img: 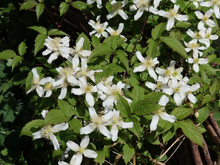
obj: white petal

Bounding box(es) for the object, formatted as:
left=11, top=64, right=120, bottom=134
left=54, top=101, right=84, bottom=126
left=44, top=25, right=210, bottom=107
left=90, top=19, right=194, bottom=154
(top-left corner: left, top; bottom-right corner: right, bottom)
left=66, top=141, right=80, bottom=152
left=58, top=87, right=67, bottom=100
left=53, top=123, right=68, bottom=132
left=76, top=37, right=84, bottom=50
left=134, top=9, right=144, bottom=20
left=36, top=86, right=44, bottom=97
left=71, top=88, right=85, bottom=95
left=86, top=92, right=95, bottom=107
left=50, top=134, right=60, bottom=150
left=41, top=110, right=48, bottom=118
left=48, top=52, right=59, bottom=64
left=150, top=115, right=159, bottom=131
left=120, top=122, right=133, bottom=129
left=118, top=9, right=128, bottom=20
left=175, top=14, right=188, bottom=21
left=195, top=11, right=203, bottom=19
left=158, top=95, right=169, bottom=106
left=58, top=161, right=68, bottom=165
left=160, top=112, right=176, bottom=123
left=188, top=93, right=197, bottom=103
left=148, top=67, right=157, bottom=80
left=42, top=49, right=52, bottom=56
left=190, top=83, right=200, bottom=92
left=80, top=50, right=92, bottom=57
left=193, top=63, right=199, bottom=73
left=166, top=17, right=175, bottom=31
left=80, top=124, right=96, bottom=135
left=83, top=149, right=98, bottom=158
left=133, top=64, right=146, bottom=72
left=198, top=58, right=209, bottom=64
left=111, top=125, right=118, bottom=142
left=74, top=153, right=83, bottom=165
left=80, top=135, right=89, bottom=149
left=206, top=19, right=216, bottom=27
left=174, top=93, right=182, bottom=106
left=145, top=82, right=156, bottom=90
left=32, top=130, right=42, bottom=139
left=98, top=124, right=112, bottom=139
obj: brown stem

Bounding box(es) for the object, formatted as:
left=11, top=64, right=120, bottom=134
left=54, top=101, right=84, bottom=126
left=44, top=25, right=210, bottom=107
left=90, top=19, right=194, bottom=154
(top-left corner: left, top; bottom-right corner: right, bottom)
left=203, top=120, right=220, bottom=148
left=183, top=140, right=193, bottom=165
left=189, top=140, right=203, bottom=165
left=202, top=136, right=213, bottom=165
left=209, top=113, right=220, bottom=138
left=136, top=153, right=165, bottom=165
left=113, top=154, right=123, bottom=165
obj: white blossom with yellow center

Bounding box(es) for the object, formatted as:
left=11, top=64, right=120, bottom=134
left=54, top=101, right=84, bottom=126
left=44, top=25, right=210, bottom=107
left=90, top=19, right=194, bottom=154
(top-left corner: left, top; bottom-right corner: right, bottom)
left=199, top=27, right=218, bottom=47
left=150, top=95, right=176, bottom=131
left=42, top=36, right=71, bottom=64
left=190, top=0, right=204, bottom=8
left=106, top=23, right=127, bottom=41
left=66, top=136, right=97, bottom=165
left=200, top=0, right=220, bottom=18
left=158, top=5, right=188, bottom=31
left=133, top=51, right=159, bottom=80
left=80, top=107, right=114, bottom=139
left=89, top=16, right=108, bottom=38
left=184, top=40, right=206, bottom=55
left=107, top=0, right=128, bottom=20
left=145, top=75, right=169, bottom=92
left=195, top=9, right=216, bottom=30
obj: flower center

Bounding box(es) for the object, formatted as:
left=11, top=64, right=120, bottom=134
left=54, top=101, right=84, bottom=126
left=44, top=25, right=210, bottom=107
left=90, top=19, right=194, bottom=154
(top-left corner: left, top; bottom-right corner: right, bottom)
left=59, top=67, right=73, bottom=78
left=168, top=9, right=177, bottom=18
left=202, top=16, right=208, bottom=22
left=212, top=0, right=219, bottom=5
left=112, top=3, right=122, bottom=11
left=165, top=69, right=171, bottom=76
left=50, top=37, right=62, bottom=51
left=144, top=58, right=153, bottom=67
left=41, top=125, right=55, bottom=140
left=155, top=108, right=163, bottom=115
left=205, top=34, right=211, bottom=38
left=112, top=30, right=118, bottom=36
left=195, top=32, right=201, bottom=39
left=194, top=58, right=199, bottom=63
left=172, top=71, right=178, bottom=77
left=32, top=77, right=40, bottom=86
left=85, top=83, right=93, bottom=92
left=174, top=87, right=180, bottom=93
left=78, top=148, right=84, bottom=154
left=44, top=82, right=53, bottom=90
left=156, top=83, right=162, bottom=89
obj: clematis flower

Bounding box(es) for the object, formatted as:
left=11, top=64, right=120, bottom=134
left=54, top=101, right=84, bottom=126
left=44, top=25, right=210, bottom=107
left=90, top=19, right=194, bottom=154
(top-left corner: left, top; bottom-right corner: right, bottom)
left=43, top=79, right=56, bottom=97
left=42, top=36, right=71, bottom=64
left=158, top=5, right=188, bottom=31
left=130, top=0, right=158, bottom=20
left=70, top=37, right=92, bottom=60
left=89, top=16, right=108, bottom=38
left=32, top=111, right=68, bottom=150
left=145, top=75, right=169, bottom=92
left=133, top=51, right=159, bottom=80
left=107, top=0, right=128, bottom=20
left=71, top=77, right=98, bottom=107
left=194, top=9, right=216, bottom=30
left=184, top=40, right=206, bottom=56
left=150, top=95, right=176, bottom=131
left=199, top=27, right=218, bottom=47
left=80, top=107, right=113, bottom=139
left=186, top=83, right=200, bottom=103
left=106, top=23, right=127, bottom=41
left=66, top=136, right=97, bottom=165
left=108, top=110, right=133, bottom=141
left=200, top=0, right=220, bottom=18
left=186, top=29, right=204, bottom=44
left=187, top=50, right=209, bottom=73
left=26, top=68, right=52, bottom=97
left=190, top=0, right=204, bottom=8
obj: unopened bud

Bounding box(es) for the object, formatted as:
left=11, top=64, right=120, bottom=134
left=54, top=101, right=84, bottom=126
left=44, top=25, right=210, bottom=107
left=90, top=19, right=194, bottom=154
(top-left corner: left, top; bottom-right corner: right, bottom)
left=195, top=112, right=199, bottom=118
left=190, top=103, right=194, bottom=108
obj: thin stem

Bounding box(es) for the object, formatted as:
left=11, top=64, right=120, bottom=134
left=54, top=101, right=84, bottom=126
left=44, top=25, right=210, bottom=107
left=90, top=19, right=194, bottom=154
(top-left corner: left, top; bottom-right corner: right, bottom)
left=44, top=7, right=57, bottom=26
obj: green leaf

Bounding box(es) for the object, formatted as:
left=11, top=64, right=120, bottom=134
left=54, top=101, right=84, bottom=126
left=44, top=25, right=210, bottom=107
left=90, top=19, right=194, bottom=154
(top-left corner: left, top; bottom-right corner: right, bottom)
left=201, top=69, right=210, bottom=84
left=18, top=41, right=27, bottom=56
left=146, top=134, right=160, bottom=145
left=171, top=107, right=193, bottom=120
left=178, top=120, right=203, bottom=147
left=200, top=64, right=216, bottom=75
left=58, top=100, right=74, bottom=118
left=188, top=75, right=202, bottom=84
left=156, top=120, right=173, bottom=136
left=116, top=50, right=129, bottom=71
left=127, top=117, right=141, bottom=140
left=89, top=43, right=112, bottom=59
left=20, top=119, right=43, bottom=137
left=123, top=144, right=135, bottom=164
left=91, top=35, right=100, bottom=48
left=146, top=38, right=159, bottom=58
left=176, top=22, right=191, bottom=28
left=214, top=58, right=220, bottom=64
left=151, top=22, right=166, bottom=40
left=94, top=151, right=105, bottom=164
left=131, top=85, right=145, bottom=101
left=201, top=94, right=214, bottom=106
left=133, top=99, right=162, bottom=116
left=59, top=2, right=68, bottom=16
left=0, top=50, right=17, bottom=59
left=116, top=94, right=131, bottom=118
left=197, top=106, right=209, bottom=123
left=42, top=109, right=69, bottom=126
left=68, top=118, right=82, bottom=133
left=36, top=3, right=44, bottom=21
left=71, top=1, right=87, bottom=10
left=34, top=33, right=47, bottom=55
left=162, top=127, right=176, bottom=144
left=20, top=0, right=37, bottom=10
left=12, top=56, right=23, bottom=71
left=76, top=33, right=91, bottom=50
left=160, top=36, right=187, bottom=58
left=48, top=29, right=68, bottom=36
left=170, top=29, right=181, bottom=41
left=209, top=80, right=219, bottom=96
left=207, top=54, right=216, bottom=63
left=28, top=26, right=47, bottom=35
left=143, top=92, right=164, bottom=102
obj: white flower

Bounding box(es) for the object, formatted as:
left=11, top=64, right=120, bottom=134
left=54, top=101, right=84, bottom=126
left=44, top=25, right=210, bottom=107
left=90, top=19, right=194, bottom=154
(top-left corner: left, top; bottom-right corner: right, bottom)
left=190, top=0, right=204, bottom=8
left=42, top=36, right=71, bottom=64
left=199, top=27, right=218, bottom=47
left=195, top=9, right=216, bottom=30
left=107, top=0, right=128, bottom=20
left=200, top=0, right=220, bottom=18
left=58, top=155, right=77, bottom=165
left=71, top=77, right=98, bottom=107
left=150, top=95, right=176, bottom=131
left=32, top=122, right=68, bottom=150
left=66, top=136, right=97, bottom=165
left=163, top=79, right=190, bottom=106
left=70, top=37, right=92, bottom=60
left=158, top=5, right=188, bottom=31
left=133, top=51, right=159, bottom=80
left=186, top=83, right=200, bottom=103
left=145, top=75, right=169, bottom=92
left=106, top=23, right=127, bottom=41
left=186, top=29, right=204, bottom=44
left=130, top=0, right=158, bottom=20
left=80, top=107, right=113, bottom=139
left=187, top=50, right=209, bottom=73
left=184, top=40, right=206, bottom=55
left=26, top=68, right=52, bottom=97
left=89, top=16, right=108, bottom=38
left=43, top=79, right=55, bottom=97
left=108, top=110, right=133, bottom=141
left=87, top=0, right=102, bottom=8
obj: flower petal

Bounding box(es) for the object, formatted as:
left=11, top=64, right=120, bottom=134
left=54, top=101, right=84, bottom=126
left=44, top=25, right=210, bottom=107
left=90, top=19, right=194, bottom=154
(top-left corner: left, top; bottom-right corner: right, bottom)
left=66, top=141, right=80, bottom=152
left=53, top=122, right=68, bottom=132
left=160, top=112, right=176, bottom=123
left=83, top=149, right=98, bottom=158
left=150, top=115, right=159, bottom=131
left=80, top=135, right=90, bottom=149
